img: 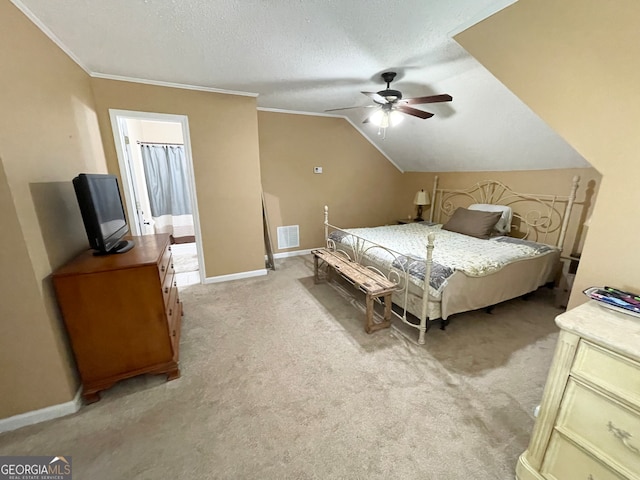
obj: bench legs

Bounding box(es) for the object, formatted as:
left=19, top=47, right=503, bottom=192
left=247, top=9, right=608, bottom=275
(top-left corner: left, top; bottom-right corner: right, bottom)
left=365, top=292, right=392, bottom=334
left=314, top=255, right=334, bottom=284
left=313, top=251, right=392, bottom=334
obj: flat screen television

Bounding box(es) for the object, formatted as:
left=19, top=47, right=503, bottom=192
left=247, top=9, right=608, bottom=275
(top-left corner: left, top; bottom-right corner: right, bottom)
left=73, top=173, right=134, bottom=255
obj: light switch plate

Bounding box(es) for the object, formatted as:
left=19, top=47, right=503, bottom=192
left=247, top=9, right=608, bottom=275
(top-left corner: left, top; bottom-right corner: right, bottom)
left=313, top=166, right=323, bottom=174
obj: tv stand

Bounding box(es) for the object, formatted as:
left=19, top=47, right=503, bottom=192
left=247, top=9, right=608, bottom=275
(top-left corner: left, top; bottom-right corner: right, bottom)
left=52, top=234, right=182, bottom=403
left=92, top=239, right=135, bottom=256
left=112, top=239, right=135, bottom=254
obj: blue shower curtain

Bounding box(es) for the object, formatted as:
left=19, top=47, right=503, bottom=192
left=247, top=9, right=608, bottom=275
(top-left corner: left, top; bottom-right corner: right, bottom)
left=140, top=144, right=194, bottom=239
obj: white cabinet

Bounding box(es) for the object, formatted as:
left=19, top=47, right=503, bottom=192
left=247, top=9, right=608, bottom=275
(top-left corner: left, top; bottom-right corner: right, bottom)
left=517, top=301, right=640, bottom=480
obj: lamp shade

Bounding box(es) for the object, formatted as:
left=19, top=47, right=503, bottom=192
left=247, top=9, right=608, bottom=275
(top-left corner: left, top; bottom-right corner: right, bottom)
left=414, top=189, right=430, bottom=206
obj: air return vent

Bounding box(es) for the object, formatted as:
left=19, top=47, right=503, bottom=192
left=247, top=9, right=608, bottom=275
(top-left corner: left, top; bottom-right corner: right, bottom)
left=277, top=225, right=300, bottom=249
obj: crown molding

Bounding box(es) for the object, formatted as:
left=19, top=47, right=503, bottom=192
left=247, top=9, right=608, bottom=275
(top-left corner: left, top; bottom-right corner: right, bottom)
left=10, top=0, right=91, bottom=74
left=257, top=108, right=403, bottom=173
left=342, top=117, right=404, bottom=173
left=257, top=107, right=340, bottom=118
left=92, top=73, right=259, bottom=97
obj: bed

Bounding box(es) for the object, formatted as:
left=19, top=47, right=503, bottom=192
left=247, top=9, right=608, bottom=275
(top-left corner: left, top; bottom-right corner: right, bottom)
left=321, top=176, right=580, bottom=344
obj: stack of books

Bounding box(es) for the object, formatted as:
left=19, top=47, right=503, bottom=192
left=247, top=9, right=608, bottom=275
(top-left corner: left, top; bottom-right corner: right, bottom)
left=584, top=286, right=640, bottom=318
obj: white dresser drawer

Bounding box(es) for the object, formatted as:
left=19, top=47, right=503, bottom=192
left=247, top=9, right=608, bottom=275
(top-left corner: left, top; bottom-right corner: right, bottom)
left=557, top=379, right=640, bottom=475
left=541, top=432, right=625, bottom=480
left=573, top=340, right=640, bottom=406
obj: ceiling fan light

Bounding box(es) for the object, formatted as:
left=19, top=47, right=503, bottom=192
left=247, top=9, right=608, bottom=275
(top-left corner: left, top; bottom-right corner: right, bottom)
left=369, top=109, right=386, bottom=127
left=389, top=110, right=403, bottom=126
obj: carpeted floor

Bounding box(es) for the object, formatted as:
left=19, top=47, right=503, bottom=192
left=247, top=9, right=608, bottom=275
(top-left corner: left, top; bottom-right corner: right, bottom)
left=0, top=256, right=563, bottom=479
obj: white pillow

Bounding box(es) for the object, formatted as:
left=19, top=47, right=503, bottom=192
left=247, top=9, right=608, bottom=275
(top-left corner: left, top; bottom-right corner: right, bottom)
left=468, top=204, right=512, bottom=234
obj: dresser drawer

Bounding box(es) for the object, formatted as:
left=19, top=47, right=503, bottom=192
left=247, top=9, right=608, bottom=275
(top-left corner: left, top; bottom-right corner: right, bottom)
left=573, top=340, right=640, bottom=406
left=157, top=244, right=172, bottom=281
left=542, top=432, right=625, bottom=480
left=557, top=379, right=640, bottom=475
left=166, top=286, right=179, bottom=328
left=167, top=290, right=181, bottom=361
left=162, top=268, right=176, bottom=307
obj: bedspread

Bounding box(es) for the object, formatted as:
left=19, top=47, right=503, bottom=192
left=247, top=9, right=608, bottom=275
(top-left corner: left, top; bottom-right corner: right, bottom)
left=328, top=223, right=559, bottom=298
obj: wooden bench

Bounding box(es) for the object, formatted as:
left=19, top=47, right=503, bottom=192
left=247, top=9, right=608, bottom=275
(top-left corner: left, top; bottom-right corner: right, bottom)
left=312, top=248, right=397, bottom=334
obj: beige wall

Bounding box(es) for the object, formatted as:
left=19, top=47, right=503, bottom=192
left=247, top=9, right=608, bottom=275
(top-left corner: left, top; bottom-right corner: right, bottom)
left=257, top=109, right=599, bottom=259
left=0, top=0, right=620, bottom=421
left=258, top=112, right=409, bottom=251
left=138, top=120, right=184, bottom=144
left=90, top=79, right=264, bottom=277
left=455, top=0, right=640, bottom=309
left=0, top=1, right=107, bottom=417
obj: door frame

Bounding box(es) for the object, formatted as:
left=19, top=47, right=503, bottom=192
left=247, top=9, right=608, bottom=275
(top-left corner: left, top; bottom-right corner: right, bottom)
left=109, top=109, right=205, bottom=284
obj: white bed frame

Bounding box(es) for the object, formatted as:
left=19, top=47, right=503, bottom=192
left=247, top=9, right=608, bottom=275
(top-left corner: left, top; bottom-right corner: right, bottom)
left=322, top=176, right=580, bottom=345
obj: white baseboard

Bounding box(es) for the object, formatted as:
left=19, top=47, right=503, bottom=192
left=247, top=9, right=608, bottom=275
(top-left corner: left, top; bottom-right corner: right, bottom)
left=0, top=388, right=82, bottom=433
left=204, top=268, right=267, bottom=284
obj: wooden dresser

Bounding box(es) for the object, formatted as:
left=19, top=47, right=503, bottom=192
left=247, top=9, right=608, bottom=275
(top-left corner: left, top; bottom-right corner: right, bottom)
left=53, top=233, right=182, bottom=403
left=517, top=301, right=640, bottom=480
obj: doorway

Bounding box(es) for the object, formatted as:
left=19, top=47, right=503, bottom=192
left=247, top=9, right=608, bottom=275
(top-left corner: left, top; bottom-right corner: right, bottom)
left=109, top=109, right=204, bottom=286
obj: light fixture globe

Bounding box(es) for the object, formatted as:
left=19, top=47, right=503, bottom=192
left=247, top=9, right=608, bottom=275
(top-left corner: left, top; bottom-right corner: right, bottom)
left=369, top=106, right=403, bottom=130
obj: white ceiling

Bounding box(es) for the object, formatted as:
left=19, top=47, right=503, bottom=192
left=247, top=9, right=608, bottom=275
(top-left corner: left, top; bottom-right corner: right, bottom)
left=13, top=0, right=590, bottom=172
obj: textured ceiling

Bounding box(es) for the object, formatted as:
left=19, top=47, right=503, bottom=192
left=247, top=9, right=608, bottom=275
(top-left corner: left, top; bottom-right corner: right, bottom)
left=13, top=0, right=589, bottom=172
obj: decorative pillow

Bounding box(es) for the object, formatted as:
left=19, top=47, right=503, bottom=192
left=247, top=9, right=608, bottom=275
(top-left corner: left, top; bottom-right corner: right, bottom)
left=468, top=204, right=513, bottom=234
left=442, top=208, right=503, bottom=239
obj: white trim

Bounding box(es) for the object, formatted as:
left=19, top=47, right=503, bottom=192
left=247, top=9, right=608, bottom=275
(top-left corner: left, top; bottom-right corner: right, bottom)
left=271, top=248, right=316, bottom=259
left=0, top=388, right=82, bottom=433
left=257, top=107, right=341, bottom=118
left=108, top=109, right=207, bottom=285
left=257, top=108, right=404, bottom=173
left=10, top=0, right=91, bottom=73
left=342, top=117, right=404, bottom=173
left=5, top=2, right=257, bottom=99
left=449, top=0, right=519, bottom=38
left=93, top=73, right=258, bottom=97
left=204, top=269, right=268, bottom=284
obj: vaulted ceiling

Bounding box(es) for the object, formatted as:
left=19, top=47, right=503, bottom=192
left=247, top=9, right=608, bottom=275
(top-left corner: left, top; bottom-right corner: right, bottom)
left=12, top=0, right=590, bottom=172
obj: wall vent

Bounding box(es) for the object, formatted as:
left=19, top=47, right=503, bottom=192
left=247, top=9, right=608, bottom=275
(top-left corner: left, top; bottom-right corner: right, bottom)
left=277, top=225, right=300, bottom=249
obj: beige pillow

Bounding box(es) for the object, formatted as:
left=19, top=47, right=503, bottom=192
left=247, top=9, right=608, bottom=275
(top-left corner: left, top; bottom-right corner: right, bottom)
left=442, top=207, right=503, bottom=239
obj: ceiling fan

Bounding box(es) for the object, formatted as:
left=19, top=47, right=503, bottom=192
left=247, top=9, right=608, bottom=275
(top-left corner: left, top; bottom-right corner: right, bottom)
left=326, top=71, right=452, bottom=131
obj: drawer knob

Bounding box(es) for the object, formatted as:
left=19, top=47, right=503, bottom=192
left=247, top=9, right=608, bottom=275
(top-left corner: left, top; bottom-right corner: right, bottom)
left=169, top=308, right=173, bottom=316
left=161, top=265, right=166, bottom=272
left=164, top=287, right=169, bottom=294
left=607, top=421, right=640, bottom=455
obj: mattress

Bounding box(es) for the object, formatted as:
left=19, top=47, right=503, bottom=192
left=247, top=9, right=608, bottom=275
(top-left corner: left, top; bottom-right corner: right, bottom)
left=327, top=223, right=560, bottom=320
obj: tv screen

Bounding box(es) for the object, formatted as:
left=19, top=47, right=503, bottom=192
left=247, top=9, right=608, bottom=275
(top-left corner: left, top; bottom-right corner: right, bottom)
left=73, top=173, right=134, bottom=255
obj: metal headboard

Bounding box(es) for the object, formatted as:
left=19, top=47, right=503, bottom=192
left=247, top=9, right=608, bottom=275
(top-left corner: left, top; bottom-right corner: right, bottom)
left=428, top=175, right=580, bottom=250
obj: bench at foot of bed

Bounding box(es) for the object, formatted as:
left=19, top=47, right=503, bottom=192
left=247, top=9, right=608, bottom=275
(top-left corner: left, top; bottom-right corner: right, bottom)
left=312, top=248, right=397, bottom=334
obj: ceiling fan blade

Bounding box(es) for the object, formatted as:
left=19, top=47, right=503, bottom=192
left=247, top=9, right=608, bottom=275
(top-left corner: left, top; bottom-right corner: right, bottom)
left=324, top=105, right=377, bottom=112
left=361, top=91, right=389, bottom=104
left=402, top=94, right=453, bottom=105
left=397, top=105, right=434, bottom=119
left=362, top=116, right=371, bottom=124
